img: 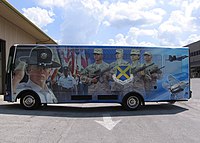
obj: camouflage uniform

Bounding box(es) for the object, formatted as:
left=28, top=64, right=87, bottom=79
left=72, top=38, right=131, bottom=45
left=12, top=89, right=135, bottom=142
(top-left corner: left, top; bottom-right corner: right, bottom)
left=109, top=49, right=129, bottom=69
left=129, top=50, right=145, bottom=95
left=142, top=52, right=162, bottom=94
left=80, top=49, right=111, bottom=99
left=109, top=49, right=129, bottom=94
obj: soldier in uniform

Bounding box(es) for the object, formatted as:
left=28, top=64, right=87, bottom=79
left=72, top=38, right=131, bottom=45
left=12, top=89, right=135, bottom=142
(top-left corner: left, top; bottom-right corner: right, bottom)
left=80, top=48, right=111, bottom=99
left=129, top=49, right=145, bottom=94
left=110, top=49, right=129, bottom=68
left=142, top=51, right=162, bottom=94
left=110, top=49, right=129, bottom=94
left=12, top=46, right=60, bottom=103
left=57, top=66, right=77, bottom=100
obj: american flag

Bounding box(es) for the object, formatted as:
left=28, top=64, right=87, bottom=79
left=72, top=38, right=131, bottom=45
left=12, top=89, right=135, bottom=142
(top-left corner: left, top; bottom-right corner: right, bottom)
left=60, top=48, right=89, bottom=76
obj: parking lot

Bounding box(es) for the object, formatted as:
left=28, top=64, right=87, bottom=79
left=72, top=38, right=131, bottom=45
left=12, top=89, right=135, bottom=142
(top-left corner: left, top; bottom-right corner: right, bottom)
left=0, top=78, right=200, bottom=143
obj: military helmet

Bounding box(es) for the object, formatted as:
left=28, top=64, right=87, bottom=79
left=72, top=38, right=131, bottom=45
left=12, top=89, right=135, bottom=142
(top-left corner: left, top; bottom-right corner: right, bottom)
left=144, top=51, right=152, bottom=56
left=93, top=48, right=103, bottom=54
left=116, top=49, right=123, bottom=54
left=130, top=49, right=140, bottom=55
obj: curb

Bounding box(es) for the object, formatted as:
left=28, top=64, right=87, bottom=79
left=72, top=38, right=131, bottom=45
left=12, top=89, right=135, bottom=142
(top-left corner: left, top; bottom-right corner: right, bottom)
left=0, top=95, right=4, bottom=101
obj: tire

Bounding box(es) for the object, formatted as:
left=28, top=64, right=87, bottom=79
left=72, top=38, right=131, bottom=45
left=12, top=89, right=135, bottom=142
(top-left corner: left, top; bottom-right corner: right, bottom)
left=122, top=94, right=141, bottom=111
left=20, top=92, right=41, bottom=110
left=168, top=101, right=176, bottom=104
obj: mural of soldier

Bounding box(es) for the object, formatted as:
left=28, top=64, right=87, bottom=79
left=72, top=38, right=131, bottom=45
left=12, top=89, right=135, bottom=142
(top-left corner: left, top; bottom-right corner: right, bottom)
left=80, top=48, right=111, bottom=99
left=110, top=49, right=129, bottom=94
left=110, top=49, right=129, bottom=68
left=129, top=49, right=145, bottom=94
left=142, top=51, right=162, bottom=94
left=12, top=46, right=61, bottom=103
left=57, top=66, right=77, bottom=100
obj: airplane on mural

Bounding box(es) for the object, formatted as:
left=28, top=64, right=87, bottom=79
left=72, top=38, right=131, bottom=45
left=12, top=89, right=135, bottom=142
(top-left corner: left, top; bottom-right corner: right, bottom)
left=167, top=55, right=188, bottom=62
left=162, top=75, right=189, bottom=99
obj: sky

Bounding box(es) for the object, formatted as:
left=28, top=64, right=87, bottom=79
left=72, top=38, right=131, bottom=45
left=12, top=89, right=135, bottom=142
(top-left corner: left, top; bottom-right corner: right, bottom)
left=7, top=0, right=200, bottom=46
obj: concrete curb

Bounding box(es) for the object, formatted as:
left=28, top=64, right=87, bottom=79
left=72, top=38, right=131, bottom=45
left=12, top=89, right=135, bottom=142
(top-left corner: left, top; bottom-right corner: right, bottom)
left=0, top=95, right=4, bottom=101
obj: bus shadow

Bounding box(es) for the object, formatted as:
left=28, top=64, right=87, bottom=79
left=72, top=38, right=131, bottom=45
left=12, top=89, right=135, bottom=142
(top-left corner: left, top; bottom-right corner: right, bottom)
left=0, top=103, right=188, bottom=118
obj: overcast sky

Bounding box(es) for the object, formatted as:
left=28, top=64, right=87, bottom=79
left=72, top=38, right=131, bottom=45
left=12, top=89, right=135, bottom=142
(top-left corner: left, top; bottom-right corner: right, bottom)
left=7, top=0, right=200, bottom=46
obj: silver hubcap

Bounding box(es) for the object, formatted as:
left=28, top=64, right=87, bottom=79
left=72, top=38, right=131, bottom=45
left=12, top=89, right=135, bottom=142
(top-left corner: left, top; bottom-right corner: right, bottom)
left=23, top=95, right=35, bottom=108
left=127, top=96, right=139, bottom=109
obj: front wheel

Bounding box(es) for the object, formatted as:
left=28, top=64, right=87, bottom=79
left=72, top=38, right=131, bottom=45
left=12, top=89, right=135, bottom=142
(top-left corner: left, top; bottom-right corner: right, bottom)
left=20, top=92, right=41, bottom=110
left=122, top=94, right=141, bottom=111
left=168, top=101, right=176, bottom=104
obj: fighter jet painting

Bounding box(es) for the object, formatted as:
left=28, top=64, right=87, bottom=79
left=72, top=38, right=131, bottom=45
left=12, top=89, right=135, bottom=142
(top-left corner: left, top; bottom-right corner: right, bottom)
left=162, top=75, right=189, bottom=99
left=167, top=55, right=188, bottom=62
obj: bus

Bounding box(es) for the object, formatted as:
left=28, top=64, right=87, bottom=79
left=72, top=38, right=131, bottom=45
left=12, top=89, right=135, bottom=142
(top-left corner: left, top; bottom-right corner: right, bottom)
left=4, top=44, right=191, bottom=110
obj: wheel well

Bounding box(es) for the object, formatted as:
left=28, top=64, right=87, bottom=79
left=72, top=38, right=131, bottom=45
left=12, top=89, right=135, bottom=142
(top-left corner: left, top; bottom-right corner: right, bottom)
left=16, top=90, right=41, bottom=103
left=123, top=92, right=145, bottom=106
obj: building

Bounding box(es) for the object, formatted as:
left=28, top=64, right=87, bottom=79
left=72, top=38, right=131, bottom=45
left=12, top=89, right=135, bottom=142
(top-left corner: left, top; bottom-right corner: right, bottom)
left=0, top=0, right=57, bottom=94
left=185, top=40, right=200, bottom=78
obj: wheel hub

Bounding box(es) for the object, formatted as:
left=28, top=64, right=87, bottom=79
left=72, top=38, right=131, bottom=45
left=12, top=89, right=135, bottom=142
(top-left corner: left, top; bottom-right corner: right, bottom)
left=129, top=98, right=136, bottom=106
left=127, top=96, right=139, bottom=108
left=23, top=95, right=35, bottom=107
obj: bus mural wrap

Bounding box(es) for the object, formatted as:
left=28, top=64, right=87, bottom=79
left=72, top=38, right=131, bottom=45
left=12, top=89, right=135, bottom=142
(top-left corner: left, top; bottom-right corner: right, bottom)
left=4, top=45, right=191, bottom=110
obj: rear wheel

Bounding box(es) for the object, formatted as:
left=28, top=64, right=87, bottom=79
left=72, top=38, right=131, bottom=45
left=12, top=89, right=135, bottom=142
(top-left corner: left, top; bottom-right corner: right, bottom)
left=122, top=94, right=141, bottom=111
left=20, top=92, right=41, bottom=110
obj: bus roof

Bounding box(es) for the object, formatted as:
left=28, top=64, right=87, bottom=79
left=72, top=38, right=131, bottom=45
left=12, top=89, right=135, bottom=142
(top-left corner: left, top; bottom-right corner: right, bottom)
left=14, top=44, right=189, bottom=50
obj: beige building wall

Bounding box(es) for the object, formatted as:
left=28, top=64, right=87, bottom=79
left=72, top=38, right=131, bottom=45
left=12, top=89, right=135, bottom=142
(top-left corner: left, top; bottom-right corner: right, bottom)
left=0, top=16, right=36, bottom=63
left=0, top=16, right=37, bottom=94
left=0, top=0, right=56, bottom=94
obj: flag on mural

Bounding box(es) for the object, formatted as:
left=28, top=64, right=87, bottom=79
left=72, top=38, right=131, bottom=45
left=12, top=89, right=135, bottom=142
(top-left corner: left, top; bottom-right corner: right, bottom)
left=58, top=48, right=89, bottom=76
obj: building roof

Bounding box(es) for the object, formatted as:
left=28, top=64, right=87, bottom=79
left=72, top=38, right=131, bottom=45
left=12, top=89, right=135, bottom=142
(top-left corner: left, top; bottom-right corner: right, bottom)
left=0, top=0, right=57, bottom=44
left=185, top=40, right=200, bottom=47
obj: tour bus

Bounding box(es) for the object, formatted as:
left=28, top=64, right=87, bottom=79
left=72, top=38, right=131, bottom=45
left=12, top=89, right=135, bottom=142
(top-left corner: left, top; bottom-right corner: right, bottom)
left=4, top=44, right=191, bottom=110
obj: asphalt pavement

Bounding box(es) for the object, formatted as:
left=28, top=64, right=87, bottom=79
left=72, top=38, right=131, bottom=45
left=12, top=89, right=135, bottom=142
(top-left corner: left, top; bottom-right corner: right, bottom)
left=0, top=78, right=199, bottom=143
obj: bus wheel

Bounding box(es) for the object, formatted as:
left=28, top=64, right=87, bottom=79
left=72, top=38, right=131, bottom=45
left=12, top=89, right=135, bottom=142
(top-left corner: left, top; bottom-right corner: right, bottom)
left=168, top=101, right=176, bottom=104
left=20, top=93, right=41, bottom=110
left=122, top=94, right=141, bottom=111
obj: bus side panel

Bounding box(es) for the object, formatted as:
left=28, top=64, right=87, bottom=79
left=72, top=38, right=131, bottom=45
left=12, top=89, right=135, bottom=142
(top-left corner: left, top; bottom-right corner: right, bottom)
left=10, top=45, right=190, bottom=104
left=139, top=47, right=190, bottom=102
left=54, top=46, right=190, bottom=102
